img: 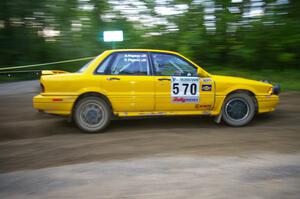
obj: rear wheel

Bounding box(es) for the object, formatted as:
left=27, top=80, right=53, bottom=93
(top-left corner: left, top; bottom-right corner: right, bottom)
left=222, top=93, right=256, bottom=126
left=73, top=97, right=111, bottom=133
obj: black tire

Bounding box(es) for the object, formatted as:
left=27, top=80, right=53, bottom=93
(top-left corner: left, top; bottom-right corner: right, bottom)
left=73, top=96, right=111, bottom=133
left=222, top=93, right=256, bottom=126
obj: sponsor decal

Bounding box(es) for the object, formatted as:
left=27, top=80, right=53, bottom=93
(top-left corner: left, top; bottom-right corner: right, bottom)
left=171, top=76, right=200, bottom=103
left=124, top=53, right=147, bottom=63
left=173, top=97, right=186, bottom=103
left=201, top=78, right=212, bottom=82
left=172, top=97, right=199, bottom=103
left=202, top=84, right=212, bottom=91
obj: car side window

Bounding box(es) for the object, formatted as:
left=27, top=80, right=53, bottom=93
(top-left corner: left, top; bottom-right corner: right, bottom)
left=106, top=52, right=150, bottom=76
left=151, top=53, right=197, bottom=76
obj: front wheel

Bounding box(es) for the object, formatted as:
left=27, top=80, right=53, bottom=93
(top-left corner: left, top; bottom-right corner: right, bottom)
left=73, top=97, right=111, bottom=133
left=222, top=93, right=256, bottom=126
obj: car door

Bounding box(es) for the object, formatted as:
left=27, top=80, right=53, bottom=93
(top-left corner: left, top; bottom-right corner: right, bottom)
left=95, top=52, right=155, bottom=112
left=151, top=52, right=215, bottom=111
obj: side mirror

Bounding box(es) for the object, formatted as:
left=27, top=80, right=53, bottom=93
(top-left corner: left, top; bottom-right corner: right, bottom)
left=197, top=67, right=209, bottom=77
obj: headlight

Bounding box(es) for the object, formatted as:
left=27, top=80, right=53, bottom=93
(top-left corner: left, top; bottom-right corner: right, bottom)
left=268, top=87, right=273, bottom=95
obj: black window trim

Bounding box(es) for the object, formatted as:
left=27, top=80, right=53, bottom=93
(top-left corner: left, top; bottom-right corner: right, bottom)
left=94, top=51, right=153, bottom=76
left=149, top=52, right=198, bottom=77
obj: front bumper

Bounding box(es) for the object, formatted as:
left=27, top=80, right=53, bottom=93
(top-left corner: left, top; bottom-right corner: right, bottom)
left=257, top=94, right=279, bottom=113
left=33, top=94, right=76, bottom=115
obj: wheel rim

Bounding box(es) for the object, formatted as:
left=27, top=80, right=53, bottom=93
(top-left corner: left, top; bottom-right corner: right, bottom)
left=225, top=98, right=250, bottom=121
left=79, top=102, right=105, bottom=128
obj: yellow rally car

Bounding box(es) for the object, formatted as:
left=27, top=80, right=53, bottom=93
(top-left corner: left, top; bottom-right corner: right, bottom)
left=33, top=49, right=280, bottom=133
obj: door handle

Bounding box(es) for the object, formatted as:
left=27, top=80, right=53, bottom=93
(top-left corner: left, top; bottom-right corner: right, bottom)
left=107, top=77, right=120, bottom=81
left=158, top=78, right=171, bottom=81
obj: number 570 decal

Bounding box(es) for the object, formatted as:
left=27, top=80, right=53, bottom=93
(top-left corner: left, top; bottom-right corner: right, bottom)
left=171, top=77, right=200, bottom=103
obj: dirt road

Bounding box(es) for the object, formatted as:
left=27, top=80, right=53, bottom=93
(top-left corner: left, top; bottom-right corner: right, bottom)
left=0, top=81, right=299, bottom=199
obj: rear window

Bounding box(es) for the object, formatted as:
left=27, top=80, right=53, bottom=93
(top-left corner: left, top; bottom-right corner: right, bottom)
left=77, top=53, right=104, bottom=73
left=77, top=60, right=92, bottom=73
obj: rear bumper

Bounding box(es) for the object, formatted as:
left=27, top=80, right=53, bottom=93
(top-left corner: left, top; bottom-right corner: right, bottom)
left=33, top=94, right=76, bottom=115
left=257, top=94, right=279, bottom=113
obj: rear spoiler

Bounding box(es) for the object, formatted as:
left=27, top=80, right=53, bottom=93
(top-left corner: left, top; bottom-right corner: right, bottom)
left=41, top=70, right=69, bottom=75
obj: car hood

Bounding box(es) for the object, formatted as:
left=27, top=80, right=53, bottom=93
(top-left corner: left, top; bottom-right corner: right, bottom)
left=210, top=75, right=272, bottom=87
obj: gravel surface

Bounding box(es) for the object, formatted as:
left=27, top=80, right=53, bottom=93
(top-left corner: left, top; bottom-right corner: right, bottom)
left=0, top=80, right=299, bottom=199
